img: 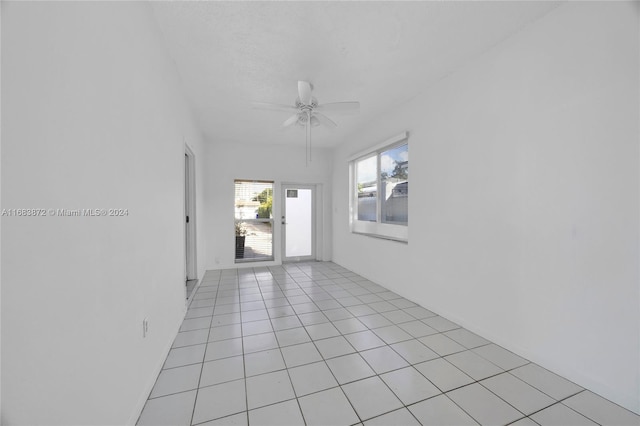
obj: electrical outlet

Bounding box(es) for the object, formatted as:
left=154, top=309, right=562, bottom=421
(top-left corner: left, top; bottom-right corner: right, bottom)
left=142, top=318, right=149, bottom=338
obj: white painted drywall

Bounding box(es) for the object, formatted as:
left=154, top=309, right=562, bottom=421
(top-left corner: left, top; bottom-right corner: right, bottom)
left=1, top=2, right=206, bottom=424
left=332, top=1, right=639, bottom=413
left=204, top=141, right=333, bottom=269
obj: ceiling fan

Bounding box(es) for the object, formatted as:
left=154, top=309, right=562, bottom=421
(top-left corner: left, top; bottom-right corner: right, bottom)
left=253, top=81, right=360, bottom=164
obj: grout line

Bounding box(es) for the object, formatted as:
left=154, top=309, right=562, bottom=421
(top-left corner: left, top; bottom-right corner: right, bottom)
left=143, top=262, right=619, bottom=426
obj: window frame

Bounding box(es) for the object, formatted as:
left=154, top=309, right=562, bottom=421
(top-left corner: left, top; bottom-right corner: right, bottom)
left=234, top=179, right=275, bottom=263
left=349, top=132, right=409, bottom=242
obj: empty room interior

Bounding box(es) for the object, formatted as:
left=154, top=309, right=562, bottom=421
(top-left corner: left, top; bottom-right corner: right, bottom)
left=2, top=1, right=639, bottom=425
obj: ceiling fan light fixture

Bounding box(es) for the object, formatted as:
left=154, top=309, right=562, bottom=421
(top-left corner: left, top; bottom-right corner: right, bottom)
left=253, top=81, right=360, bottom=164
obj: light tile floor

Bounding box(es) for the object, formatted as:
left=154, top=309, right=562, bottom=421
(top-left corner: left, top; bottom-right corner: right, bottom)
left=138, top=262, right=640, bottom=426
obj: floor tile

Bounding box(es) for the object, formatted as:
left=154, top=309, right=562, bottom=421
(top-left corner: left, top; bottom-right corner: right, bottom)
left=323, top=307, right=355, bottom=321
left=205, top=338, right=243, bottom=361
left=369, top=301, right=398, bottom=313
left=210, top=313, right=241, bottom=327
left=198, top=412, right=248, bottom=425
left=481, top=372, right=555, bottom=415
left=414, top=358, right=474, bottom=392
left=315, top=299, right=342, bottom=310
left=390, top=339, right=439, bottom=364
left=271, top=315, right=302, bottom=331
left=246, top=370, right=295, bottom=410
left=241, top=301, right=266, bottom=312
left=280, top=342, right=323, bottom=368
left=357, top=294, right=384, bottom=304
left=347, top=304, right=377, bottom=316
left=472, top=344, right=528, bottom=370
left=380, top=366, right=441, bottom=405
left=185, top=307, right=214, bottom=319
left=275, top=327, right=311, bottom=347
left=531, top=403, right=598, bottom=425
left=142, top=263, right=635, bottom=426
left=403, top=306, right=436, bottom=319
left=422, top=316, right=459, bottom=332
left=213, top=304, right=240, bottom=315
left=511, top=363, right=583, bottom=400
left=299, top=387, right=359, bottom=426
left=358, top=313, right=393, bottom=329
left=297, top=311, right=329, bottom=326
left=138, top=390, right=196, bottom=426
left=288, top=361, right=339, bottom=396
left=244, top=348, right=286, bottom=377
left=267, top=305, right=296, bottom=318
left=172, top=329, right=210, bottom=348
left=360, top=346, right=409, bottom=374
left=363, top=408, right=420, bottom=426
left=562, top=391, right=640, bottom=426
left=241, top=309, right=269, bottom=322
left=200, top=356, right=244, bottom=387
left=447, top=383, right=523, bottom=425
left=164, top=344, right=206, bottom=369
left=333, top=317, right=368, bottom=334
left=241, top=319, right=273, bottom=336
left=408, top=394, right=478, bottom=425
left=192, top=379, right=246, bottom=424
left=150, top=363, right=201, bottom=398
left=510, top=418, right=539, bottom=426
left=342, top=376, right=403, bottom=420
left=326, top=353, right=376, bottom=384
left=445, top=350, right=503, bottom=380
left=444, top=328, right=490, bottom=349
left=382, top=309, right=417, bottom=324
left=292, top=303, right=319, bottom=315
left=248, top=399, right=304, bottom=426
left=180, top=317, right=211, bottom=332
left=243, top=332, right=279, bottom=354
left=344, top=330, right=386, bottom=351
left=208, top=324, right=242, bottom=342
left=305, top=322, right=340, bottom=340
left=389, top=298, right=418, bottom=309
left=419, top=333, right=466, bottom=356
left=398, top=320, right=439, bottom=338
left=315, top=335, right=356, bottom=359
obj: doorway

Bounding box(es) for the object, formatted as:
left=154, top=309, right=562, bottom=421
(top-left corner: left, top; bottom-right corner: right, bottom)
left=185, top=146, right=197, bottom=299
left=281, top=184, right=316, bottom=262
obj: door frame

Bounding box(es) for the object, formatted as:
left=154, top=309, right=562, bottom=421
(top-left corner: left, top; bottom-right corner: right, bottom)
left=281, top=183, right=319, bottom=263
left=185, top=144, right=197, bottom=281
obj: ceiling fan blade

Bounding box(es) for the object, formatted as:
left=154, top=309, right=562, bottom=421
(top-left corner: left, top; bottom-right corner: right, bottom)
left=298, top=81, right=312, bottom=105
left=282, top=113, right=300, bottom=128
left=252, top=102, right=297, bottom=112
left=312, top=112, right=337, bottom=128
left=315, top=101, right=360, bottom=113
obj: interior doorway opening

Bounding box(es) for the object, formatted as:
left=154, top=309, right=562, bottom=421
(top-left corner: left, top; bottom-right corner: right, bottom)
left=185, top=145, right=198, bottom=299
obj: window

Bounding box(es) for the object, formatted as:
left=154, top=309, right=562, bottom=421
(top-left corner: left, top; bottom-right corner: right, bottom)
left=350, top=132, right=408, bottom=242
left=234, top=180, right=274, bottom=262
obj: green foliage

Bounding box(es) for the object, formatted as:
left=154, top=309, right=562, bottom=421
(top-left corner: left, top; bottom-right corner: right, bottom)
left=254, top=188, right=273, bottom=218
left=391, top=162, right=408, bottom=180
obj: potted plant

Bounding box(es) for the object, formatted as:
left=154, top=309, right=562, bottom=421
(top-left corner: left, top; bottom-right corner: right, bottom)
left=235, top=222, right=247, bottom=259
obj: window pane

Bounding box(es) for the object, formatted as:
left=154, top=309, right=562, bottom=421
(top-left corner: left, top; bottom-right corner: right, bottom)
left=234, top=180, right=274, bottom=262
left=380, top=144, right=408, bottom=225
left=356, top=156, right=377, bottom=221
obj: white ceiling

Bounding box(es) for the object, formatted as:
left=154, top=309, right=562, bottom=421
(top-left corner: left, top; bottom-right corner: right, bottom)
left=151, top=1, right=560, bottom=148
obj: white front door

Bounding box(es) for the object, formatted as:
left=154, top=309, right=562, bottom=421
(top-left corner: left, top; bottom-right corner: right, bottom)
left=282, top=185, right=315, bottom=262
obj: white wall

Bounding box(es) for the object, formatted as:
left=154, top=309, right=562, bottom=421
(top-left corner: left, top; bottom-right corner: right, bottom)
left=1, top=2, right=206, bottom=424
left=332, top=1, right=639, bottom=414
left=205, top=141, right=332, bottom=269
